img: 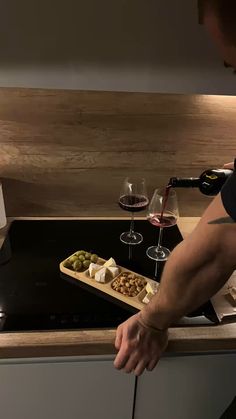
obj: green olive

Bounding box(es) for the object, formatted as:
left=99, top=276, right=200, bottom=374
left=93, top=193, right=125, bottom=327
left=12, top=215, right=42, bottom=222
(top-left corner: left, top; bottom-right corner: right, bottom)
left=83, top=260, right=90, bottom=269
left=78, top=255, right=85, bottom=262
left=90, top=254, right=98, bottom=263
left=73, top=260, right=82, bottom=271
left=63, top=259, right=72, bottom=269
left=85, top=252, right=92, bottom=260
left=75, top=250, right=86, bottom=256
left=69, top=255, right=78, bottom=264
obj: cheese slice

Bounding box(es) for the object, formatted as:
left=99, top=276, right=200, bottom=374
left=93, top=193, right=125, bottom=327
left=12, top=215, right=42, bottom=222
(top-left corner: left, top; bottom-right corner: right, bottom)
left=95, top=267, right=109, bottom=283
left=107, top=266, right=120, bottom=279
left=89, top=263, right=102, bottom=278
left=142, top=292, right=154, bottom=304
left=103, top=257, right=116, bottom=268
left=146, top=281, right=159, bottom=295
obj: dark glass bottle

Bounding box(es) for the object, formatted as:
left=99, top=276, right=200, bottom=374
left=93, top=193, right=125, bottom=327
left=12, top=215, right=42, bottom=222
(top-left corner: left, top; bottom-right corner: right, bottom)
left=169, top=168, right=233, bottom=196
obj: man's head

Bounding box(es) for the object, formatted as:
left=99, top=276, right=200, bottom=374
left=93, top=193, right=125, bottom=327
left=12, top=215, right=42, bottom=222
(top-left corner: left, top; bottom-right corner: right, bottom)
left=202, top=0, right=236, bottom=69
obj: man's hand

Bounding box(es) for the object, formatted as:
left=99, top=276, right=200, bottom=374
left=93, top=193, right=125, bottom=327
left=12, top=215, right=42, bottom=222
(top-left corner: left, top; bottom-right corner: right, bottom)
left=114, top=312, right=168, bottom=376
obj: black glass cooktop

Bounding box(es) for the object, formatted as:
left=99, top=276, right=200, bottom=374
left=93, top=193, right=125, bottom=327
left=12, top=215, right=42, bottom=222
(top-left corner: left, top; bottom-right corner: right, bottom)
left=0, top=220, right=217, bottom=332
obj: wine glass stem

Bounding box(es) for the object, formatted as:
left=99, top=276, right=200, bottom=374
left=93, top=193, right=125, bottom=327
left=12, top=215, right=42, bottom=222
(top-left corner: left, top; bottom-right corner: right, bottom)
left=129, top=212, right=135, bottom=238
left=157, top=227, right=163, bottom=250
left=154, top=261, right=158, bottom=277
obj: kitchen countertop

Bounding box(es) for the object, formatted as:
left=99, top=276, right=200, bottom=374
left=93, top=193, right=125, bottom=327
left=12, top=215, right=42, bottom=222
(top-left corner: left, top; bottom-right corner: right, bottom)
left=0, top=216, right=236, bottom=359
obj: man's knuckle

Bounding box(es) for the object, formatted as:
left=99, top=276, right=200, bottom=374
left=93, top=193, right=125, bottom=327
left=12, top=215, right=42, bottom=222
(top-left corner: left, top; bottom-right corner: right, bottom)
left=123, top=341, right=135, bottom=353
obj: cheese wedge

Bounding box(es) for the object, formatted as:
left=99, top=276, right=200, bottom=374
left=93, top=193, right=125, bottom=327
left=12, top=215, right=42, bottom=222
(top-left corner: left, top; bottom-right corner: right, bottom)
left=89, top=263, right=102, bottom=278
left=103, top=257, right=116, bottom=268
left=107, top=266, right=120, bottom=279
left=95, top=267, right=109, bottom=283
left=146, top=281, right=159, bottom=295
left=142, top=292, right=154, bottom=304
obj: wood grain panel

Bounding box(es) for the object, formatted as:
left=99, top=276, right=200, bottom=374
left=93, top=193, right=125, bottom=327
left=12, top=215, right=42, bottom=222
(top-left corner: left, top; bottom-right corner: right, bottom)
left=0, top=88, right=235, bottom=217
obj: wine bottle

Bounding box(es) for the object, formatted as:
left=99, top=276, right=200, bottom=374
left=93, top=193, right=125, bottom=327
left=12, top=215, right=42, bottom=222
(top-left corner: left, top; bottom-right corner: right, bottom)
left=168, top=168, right=233, bottom=196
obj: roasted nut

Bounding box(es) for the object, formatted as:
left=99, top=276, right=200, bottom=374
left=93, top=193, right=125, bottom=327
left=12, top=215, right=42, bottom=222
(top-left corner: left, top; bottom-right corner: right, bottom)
left=111, top=272, right=146, bottom=297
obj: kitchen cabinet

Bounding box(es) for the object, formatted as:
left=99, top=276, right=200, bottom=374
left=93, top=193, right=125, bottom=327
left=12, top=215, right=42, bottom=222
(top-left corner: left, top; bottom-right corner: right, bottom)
left=0, top=356, right=135, bottom=419
left=1, top=353, right=236, bottom=419
left=134, top=353, right=236, bottom=419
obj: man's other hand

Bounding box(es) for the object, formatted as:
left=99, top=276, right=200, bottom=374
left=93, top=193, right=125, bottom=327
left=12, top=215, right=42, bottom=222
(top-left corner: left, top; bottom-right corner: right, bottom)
left=114, top=313, right=168, bottom=376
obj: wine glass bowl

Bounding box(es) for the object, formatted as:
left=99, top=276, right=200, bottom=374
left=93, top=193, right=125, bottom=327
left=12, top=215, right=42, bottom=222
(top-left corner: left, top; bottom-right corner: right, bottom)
left=119, top=177, right=149, bottom=245
left=146, top=188, right=179, bottom=261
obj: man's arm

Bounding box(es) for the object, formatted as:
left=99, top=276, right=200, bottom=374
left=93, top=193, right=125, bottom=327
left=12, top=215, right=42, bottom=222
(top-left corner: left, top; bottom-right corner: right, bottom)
left=141, top=193, right=236, bottom=330
left=114, top=192, right=236, bottom=376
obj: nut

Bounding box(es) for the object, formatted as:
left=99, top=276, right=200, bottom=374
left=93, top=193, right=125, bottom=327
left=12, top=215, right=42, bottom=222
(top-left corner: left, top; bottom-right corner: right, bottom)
left=111, top=272, right=146, bottom=297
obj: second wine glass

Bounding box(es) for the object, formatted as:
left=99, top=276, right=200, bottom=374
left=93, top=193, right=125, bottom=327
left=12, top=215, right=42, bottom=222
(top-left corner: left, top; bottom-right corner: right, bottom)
left=146, top=187, right=179, bottom=261
left=119, top=177, right=149, bottom=245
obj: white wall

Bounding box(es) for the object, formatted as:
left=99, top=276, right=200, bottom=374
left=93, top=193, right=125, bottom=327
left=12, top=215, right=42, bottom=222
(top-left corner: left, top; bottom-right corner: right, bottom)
left=0, top=0, right=236, bottom=94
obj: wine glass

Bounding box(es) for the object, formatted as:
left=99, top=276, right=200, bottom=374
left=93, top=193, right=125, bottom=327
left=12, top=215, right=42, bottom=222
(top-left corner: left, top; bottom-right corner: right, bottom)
left=146, top=188, right=179, bottom=261
left=119, top=177, right=149, bottom=245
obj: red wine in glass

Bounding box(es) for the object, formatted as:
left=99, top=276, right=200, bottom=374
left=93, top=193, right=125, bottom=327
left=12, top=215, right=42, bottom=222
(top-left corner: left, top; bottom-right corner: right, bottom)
left=119, top=178, right=149, bottom=245
left=149, top=184, right=176, bottom=227
left=146, top=187, right=179, bottom=262
left=148, top=213, right=177, bottom=228
left=119, top=194, right=149, bottom=213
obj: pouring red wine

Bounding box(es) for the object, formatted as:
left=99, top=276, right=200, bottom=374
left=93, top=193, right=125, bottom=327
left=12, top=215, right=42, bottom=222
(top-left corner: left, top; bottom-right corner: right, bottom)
left=146, top=187, right=179, bottom=263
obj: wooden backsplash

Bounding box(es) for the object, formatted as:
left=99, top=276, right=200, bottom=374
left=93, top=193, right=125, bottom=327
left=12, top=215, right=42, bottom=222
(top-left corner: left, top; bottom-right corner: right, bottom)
left=0, top=88, right=236, bottom=217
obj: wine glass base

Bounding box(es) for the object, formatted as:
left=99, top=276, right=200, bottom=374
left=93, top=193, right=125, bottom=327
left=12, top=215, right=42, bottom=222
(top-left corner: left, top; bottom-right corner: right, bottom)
left=120, top=231, right=143, bottom=245
left=146, top=245, right=170, bottom=261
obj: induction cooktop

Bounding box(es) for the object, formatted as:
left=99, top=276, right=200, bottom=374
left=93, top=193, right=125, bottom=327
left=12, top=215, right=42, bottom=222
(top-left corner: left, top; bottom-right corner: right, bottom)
left=0, top=220, right=218, bottom=332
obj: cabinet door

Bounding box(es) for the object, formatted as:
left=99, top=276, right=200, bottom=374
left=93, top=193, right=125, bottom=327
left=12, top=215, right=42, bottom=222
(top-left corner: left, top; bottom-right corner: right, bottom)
left=134, top=353, right=236, bottom=419
left=0, top=356, right=135, bottom=419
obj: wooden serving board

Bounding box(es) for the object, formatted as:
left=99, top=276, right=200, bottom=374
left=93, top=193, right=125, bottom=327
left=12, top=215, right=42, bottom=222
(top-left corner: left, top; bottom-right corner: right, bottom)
left=59, top=253, right=158, bottom=311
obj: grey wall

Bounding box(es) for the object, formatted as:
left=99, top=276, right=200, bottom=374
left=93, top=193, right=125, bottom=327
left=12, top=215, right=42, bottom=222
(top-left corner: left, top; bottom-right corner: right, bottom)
left=0, top=0, right=236, bottom=94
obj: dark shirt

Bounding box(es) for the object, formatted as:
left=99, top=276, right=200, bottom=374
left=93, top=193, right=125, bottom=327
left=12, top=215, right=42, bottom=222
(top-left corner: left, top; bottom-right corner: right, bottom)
left=221, top=159, right=236, bottom=221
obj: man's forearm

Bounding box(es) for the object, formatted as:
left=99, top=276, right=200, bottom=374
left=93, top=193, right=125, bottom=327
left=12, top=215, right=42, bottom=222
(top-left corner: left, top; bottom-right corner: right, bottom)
left=141, top=237, right=235, bottom=330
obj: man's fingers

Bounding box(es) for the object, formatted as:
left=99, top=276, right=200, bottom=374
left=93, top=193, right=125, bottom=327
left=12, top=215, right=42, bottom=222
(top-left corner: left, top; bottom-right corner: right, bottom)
left=123, top=354, right=139, bottom=374
left=114, top=345, right=130, bottom=370
left=115, top=326, right=123, bottom=350
left=134, top=359, right=149, bottom=377
left=146, top=357, right=159, bottom=372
